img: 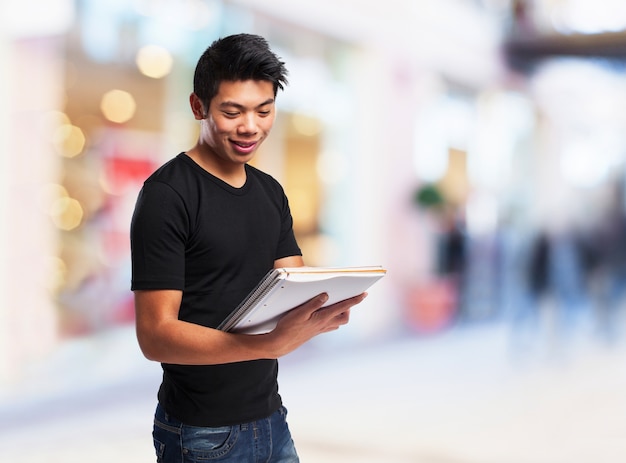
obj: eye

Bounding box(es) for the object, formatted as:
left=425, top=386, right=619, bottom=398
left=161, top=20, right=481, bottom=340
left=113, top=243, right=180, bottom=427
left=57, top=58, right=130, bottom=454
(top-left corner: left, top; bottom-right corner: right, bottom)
left=223, top=111, right=239, bottom=118
left=258, top=110, right=271, bottom=117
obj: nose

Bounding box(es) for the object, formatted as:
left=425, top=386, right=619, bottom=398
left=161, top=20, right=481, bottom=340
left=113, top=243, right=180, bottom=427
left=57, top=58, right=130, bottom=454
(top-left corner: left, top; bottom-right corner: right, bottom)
left=237, top=113, right=258, bottom=135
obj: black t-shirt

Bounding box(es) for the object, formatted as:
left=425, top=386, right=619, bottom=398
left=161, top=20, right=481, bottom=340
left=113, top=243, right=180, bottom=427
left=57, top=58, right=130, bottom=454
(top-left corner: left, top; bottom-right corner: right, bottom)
left=130, top=153, right=301, bottom=426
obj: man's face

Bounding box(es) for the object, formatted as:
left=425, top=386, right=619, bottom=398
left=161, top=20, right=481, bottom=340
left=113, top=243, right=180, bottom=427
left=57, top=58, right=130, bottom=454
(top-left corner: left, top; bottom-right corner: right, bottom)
left=200, top=80, right=276, bottom=166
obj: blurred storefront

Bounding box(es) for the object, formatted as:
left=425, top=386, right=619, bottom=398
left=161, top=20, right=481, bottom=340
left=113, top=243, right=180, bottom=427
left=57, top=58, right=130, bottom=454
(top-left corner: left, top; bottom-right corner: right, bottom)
left=2, top=0, right=626, bottom=388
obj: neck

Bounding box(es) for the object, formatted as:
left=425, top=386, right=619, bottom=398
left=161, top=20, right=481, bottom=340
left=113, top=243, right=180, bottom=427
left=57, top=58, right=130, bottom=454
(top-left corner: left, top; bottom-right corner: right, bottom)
left=186, top=146, right=247, bottom=188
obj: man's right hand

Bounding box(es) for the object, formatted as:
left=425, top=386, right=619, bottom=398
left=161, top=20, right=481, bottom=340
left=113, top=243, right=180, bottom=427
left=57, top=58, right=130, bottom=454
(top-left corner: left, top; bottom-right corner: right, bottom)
left=266, top=292, right=368, bottom=357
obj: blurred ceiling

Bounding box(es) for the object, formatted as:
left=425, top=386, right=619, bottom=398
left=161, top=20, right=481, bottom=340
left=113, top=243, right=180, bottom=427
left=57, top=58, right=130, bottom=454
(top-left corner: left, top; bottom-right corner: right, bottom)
left=6, top=0, right=626, bottom=85
left=228, top=0, right=505, bottom=88
left=230, top=0, right=626, bottom=80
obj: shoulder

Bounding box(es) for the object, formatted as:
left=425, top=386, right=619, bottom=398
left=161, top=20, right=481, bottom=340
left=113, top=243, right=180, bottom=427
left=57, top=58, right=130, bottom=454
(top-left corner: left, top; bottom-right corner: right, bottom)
left=142, top=153, right=211, bottom=200
left=145, top=153, right=195, bottom=185
left=246, top=164, right=285, bottom=195
left=134, top=154, right=199, bottom=212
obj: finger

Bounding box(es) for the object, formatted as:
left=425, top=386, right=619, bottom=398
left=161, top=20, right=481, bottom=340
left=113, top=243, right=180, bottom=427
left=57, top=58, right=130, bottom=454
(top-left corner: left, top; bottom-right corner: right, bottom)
left=333, top=309, right=350, bottom=324
left=320, top=292, right=367, bottom=315
left=313, top=304, right=353, bottom=326
left=322, top=311, right=350, bottom=332
left=295, top=293, right=329, bottom=314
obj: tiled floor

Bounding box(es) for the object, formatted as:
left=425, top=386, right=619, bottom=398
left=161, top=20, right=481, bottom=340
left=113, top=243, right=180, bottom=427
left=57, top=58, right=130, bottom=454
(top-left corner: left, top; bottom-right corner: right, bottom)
left=0, top=319, right=625, bottom=463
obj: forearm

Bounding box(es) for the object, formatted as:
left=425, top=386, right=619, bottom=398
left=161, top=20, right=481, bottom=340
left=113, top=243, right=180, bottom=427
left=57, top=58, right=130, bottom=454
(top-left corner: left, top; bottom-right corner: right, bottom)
left=133, top=283, right=362, bottom=366
left=137, top=317, right=280, bottom=365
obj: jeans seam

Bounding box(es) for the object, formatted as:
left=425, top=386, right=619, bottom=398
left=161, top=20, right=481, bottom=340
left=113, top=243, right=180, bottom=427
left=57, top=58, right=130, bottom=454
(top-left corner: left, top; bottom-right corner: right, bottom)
left=154, top=418, right=182, bottom=435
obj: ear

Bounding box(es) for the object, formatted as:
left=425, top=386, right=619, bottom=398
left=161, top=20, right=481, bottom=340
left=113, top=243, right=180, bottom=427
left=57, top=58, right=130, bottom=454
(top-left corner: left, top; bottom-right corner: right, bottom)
left=189, top=93, right=206, bottom=120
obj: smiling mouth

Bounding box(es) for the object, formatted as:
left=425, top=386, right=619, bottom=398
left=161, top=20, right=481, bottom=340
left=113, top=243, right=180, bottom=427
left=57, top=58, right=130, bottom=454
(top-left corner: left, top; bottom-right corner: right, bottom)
left=233, top=141, right=255, bottom=147
left=231, top=140, right=258, bottom=154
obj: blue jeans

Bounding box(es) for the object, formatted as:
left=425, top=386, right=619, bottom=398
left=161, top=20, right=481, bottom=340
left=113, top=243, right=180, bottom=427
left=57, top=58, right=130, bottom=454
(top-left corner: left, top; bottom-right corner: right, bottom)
left=153, top=403, right=300, bottom=462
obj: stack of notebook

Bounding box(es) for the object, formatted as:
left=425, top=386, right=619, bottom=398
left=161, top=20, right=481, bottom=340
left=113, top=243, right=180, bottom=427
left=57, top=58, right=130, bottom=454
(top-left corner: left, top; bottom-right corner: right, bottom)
left=218, top=266, right=387, bottom=334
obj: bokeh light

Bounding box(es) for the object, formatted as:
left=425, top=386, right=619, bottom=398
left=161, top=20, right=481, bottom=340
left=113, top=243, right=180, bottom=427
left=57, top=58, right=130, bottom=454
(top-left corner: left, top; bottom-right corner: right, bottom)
left=100, top=89, right=136, bottom=124
left=135, top=45, right=173, bottom=79
left=44, top=255, right=67, bottom=291
left=38, top=183, right=70, bottom=214
left=291, top=113, right=322, bottom=137
left=49, top=197, right=84, bottom=231
left=52, top=124, right=86, bottom=158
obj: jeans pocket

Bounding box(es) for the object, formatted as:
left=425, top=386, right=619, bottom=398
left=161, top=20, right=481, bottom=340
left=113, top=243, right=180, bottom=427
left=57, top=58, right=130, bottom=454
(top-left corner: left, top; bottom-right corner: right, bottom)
left=153, top=437, right=166, bottom=462
left=182, top=425, right=239, bottom=461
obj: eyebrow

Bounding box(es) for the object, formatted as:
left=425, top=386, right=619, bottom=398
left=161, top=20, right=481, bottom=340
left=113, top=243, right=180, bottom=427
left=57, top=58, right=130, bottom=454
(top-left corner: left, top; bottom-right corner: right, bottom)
left=219, top=98, right=275, bottom=110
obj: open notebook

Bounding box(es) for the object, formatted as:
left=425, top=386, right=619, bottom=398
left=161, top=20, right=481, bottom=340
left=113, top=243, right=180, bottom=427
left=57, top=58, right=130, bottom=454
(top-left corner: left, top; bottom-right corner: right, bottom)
left=218, top=266, right=387, bottom=334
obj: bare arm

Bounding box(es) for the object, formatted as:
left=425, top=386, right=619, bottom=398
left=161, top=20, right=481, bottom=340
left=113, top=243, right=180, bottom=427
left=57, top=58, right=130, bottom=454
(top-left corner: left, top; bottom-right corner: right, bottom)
left=134, top=254, right=367, bottom=365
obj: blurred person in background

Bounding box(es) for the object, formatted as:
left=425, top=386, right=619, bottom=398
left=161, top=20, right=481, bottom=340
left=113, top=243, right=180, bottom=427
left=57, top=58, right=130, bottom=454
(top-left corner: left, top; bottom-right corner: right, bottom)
left=130, top=33, right=367, bottom=463
left=583, top=180, right=626, bottom=343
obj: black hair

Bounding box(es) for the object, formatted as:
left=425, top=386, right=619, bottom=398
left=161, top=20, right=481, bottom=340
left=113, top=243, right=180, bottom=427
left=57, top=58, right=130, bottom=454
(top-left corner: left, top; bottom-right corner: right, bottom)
left=193, top=33, right=289, bottom=109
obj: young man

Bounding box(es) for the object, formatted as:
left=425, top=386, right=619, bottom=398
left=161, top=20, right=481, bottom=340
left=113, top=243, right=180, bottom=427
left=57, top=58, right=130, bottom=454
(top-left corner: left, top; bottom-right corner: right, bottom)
left=130, top=33, right=367, bottom=463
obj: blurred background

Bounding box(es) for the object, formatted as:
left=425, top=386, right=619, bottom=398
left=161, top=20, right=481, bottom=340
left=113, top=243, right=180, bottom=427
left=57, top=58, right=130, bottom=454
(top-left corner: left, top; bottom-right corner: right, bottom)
left=2, top=0, right=626, bottom=461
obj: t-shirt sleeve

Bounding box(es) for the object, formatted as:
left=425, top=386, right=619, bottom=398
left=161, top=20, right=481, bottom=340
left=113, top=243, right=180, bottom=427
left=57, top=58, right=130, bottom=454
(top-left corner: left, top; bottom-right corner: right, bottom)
left=276, top=189, right=302, bottom=260
left=130, top=181, right=188, bottom=290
